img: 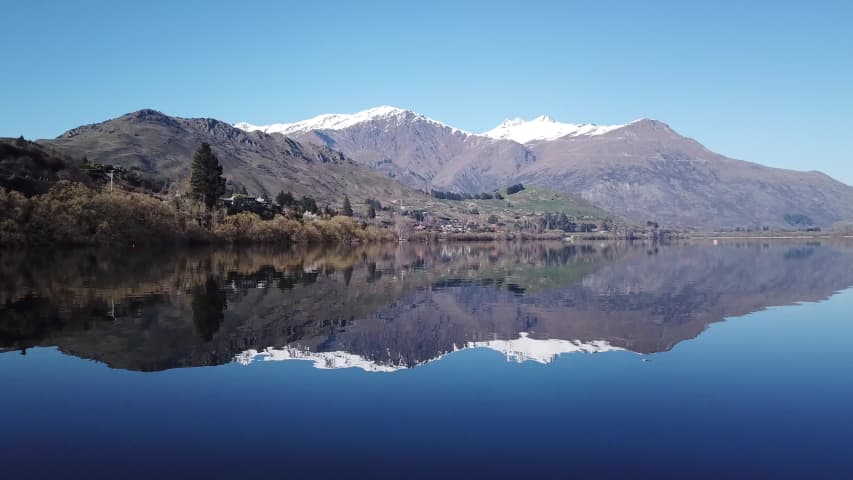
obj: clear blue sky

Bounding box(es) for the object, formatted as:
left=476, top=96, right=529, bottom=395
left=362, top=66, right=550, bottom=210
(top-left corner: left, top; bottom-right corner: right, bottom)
left=2, top=0, right=852, bottom=184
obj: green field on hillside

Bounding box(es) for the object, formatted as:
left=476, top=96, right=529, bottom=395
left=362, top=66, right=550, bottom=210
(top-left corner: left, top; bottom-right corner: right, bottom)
left=398, top=186, right=616, bottom=227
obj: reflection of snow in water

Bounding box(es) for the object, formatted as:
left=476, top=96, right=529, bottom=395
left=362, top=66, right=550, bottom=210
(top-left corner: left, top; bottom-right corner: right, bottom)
left=468, top=332, right=622, bottom=364
left=235, top=347, right=404, bottom=372
left=235, top=332, right=622, bottom=372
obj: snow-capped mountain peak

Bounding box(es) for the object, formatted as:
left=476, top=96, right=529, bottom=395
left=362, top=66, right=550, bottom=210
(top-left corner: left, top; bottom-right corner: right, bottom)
left=235, top=107, right=628, bottom=142
left=483, top=115, right=624, bottom=144
left=235, top=106, right=470, bottom=136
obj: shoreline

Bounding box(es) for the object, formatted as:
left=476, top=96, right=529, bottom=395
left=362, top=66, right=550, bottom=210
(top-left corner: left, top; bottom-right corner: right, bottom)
left=5, top=230, right=852, bottom=250
left=687, top=233, right=853, bottom=240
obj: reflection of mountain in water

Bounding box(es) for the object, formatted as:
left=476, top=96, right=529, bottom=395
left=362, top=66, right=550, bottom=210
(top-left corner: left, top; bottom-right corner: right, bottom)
left=2, top=241, right=853, bottom=372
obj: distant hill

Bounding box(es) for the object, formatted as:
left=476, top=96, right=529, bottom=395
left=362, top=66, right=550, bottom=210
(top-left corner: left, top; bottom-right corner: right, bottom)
left=0, top=137, right=92, bottom=195
left=240, top=107, right=853, bottom=230
left=0, top=136, right=174, bottom=196
left=40, top=109, right=418, bottom=209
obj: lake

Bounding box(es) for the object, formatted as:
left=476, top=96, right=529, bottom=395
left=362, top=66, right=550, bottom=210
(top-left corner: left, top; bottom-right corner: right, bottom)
left=2, top=240, right=853, bottom=478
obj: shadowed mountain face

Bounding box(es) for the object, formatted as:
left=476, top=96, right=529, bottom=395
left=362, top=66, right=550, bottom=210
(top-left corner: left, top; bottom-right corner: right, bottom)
left=3, top=240, right=853, bottom=372
left=39, top=109, right=417, bottom=206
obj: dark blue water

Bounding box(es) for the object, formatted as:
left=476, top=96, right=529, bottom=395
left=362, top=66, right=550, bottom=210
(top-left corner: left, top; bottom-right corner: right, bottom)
left=1, top=242, right=852, bottom=478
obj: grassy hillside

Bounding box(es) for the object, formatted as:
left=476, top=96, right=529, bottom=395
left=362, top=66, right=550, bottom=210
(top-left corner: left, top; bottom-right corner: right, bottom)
left=401, top=186, right=620, bottom=230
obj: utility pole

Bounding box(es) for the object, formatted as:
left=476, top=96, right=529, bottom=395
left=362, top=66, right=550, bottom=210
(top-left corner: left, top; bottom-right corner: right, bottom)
left=107, top=170, right=115, bottom=192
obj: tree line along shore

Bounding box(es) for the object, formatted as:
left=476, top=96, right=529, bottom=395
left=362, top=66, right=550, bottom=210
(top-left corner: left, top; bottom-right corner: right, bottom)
left=0, top=141, right=396, bottom=247
left=0, top=178, right=652, bottom=248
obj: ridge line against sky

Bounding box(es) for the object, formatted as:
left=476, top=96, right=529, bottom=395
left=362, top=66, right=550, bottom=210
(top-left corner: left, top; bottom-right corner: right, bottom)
left=1, top=0, right=851, bottom=184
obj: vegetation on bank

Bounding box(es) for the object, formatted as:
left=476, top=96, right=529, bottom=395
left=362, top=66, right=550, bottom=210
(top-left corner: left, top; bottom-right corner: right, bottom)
left=0, top=182, right=393, bottom=247
left=0, top=141, right=395, bottom=247
left=212, top=211, right=392, bottom=244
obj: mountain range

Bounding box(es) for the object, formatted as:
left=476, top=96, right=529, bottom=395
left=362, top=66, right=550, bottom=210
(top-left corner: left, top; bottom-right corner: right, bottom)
left=32, top=106, right=853, bottom=230
left=239, top=106, right=537, bottom=195
left=239, top=107, right=853, bottom=230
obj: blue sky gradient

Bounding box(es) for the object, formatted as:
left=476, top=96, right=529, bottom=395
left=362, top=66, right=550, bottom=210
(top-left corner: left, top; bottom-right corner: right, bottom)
left=2, top=0, right=851, bottom=184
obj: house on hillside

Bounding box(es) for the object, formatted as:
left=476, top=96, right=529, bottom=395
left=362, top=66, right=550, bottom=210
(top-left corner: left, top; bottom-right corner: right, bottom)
left=221, top=194, right=278, bottom=219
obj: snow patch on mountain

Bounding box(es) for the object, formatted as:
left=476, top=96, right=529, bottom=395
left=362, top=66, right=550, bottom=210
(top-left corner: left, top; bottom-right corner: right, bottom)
left=483, top=115, right=624, bottom=143
left=234, top=346, right=405, bottom=372
left=468, top=332, right=623, bottom=363
left=235, top=106, right=471, bottom=137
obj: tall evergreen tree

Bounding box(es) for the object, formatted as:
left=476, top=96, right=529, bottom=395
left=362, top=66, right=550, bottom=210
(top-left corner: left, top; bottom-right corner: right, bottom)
left=342, top=195, right=354, bottom=216
left=190, top=143, right=226, bottom=208
left=276, top=190, right=295, bottom=206
left=367, top=204, right=376, bottom=219
left=301, top=196, right=318, bottom=213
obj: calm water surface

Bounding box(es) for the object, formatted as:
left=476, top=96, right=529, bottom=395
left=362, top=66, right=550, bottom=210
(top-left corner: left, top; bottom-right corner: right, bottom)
left=2, top=241, right=853, bottom=478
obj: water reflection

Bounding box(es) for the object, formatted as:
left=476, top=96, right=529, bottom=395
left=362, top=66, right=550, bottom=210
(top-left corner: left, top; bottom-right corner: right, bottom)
left=2, top=241, right=853, bottom=371
left=191, top=278, right=226, bottom=342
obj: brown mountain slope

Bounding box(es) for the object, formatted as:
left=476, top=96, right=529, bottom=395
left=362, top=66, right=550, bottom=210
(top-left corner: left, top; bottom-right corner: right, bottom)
left=40, top=109, right=417, bottom=208
left=518, top=119, right=853, bottom=229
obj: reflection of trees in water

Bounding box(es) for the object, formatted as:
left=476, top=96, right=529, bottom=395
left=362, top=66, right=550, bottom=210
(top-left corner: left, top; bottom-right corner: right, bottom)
left=276, top=268, right=320, bottom=290
left=366, top=262, right=383, bottom=283
left=784, top=247, right=815, bottom=260
left=343, top=266, right=354, bottom=287
left=0, top=242, right=643, bottom=307
left=191, top=278, right=227, bottom=341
